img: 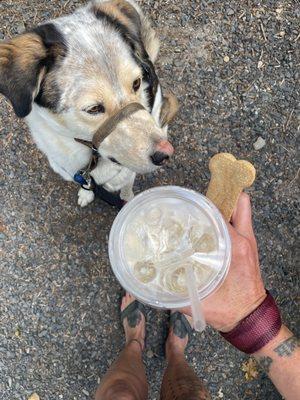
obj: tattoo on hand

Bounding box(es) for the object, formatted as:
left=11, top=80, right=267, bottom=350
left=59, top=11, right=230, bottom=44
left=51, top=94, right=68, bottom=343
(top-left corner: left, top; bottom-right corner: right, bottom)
left=259, top=356, right=273, bottom=374
left=274, top=336, right=300, bottom=357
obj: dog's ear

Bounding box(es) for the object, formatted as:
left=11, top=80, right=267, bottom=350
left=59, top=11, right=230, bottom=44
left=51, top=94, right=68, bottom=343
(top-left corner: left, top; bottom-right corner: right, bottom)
left=160, top=93, right=179, bottom=128
left=0, top=24, right=66, bottom=118
left=0, top=33, right=47, bottom=117
left=112, top=1, right=159, bottom=62
left=92, top=0, right=159, bottom=109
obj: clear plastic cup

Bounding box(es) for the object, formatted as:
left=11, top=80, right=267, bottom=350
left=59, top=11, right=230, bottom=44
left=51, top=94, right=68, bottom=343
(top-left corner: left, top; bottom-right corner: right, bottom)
left=109, top=186, right=231, bottom=309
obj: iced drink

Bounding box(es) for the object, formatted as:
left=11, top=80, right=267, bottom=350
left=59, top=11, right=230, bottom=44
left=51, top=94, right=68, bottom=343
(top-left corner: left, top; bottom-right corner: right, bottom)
left=123, top=199, right=222, bottom=296
left=109, top=186, right=231, bottom=309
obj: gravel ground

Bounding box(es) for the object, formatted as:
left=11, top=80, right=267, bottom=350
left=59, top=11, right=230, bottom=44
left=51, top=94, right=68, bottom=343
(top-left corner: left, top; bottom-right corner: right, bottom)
left=0, top=1, right=299, bottom=399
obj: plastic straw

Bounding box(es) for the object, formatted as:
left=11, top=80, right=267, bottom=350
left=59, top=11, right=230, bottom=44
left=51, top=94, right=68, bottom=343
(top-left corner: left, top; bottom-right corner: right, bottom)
left=190, top=252, right=220, bottom=271
left=185, top=264, right=206, bottom=332
left=156, top=251, right=212, bottom=331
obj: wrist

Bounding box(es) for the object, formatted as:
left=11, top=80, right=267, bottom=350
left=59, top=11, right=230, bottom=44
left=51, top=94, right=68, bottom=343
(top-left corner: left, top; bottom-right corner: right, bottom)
left=219, top=291, right=282, bottom=354
left=254, top=325, right=293, bottom=358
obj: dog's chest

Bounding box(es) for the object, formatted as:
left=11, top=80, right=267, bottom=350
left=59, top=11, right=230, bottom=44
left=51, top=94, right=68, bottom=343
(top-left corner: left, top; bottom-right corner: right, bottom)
left=32, top=130, right=90, bottom=181
left=26, top=110, right=92, bottom=180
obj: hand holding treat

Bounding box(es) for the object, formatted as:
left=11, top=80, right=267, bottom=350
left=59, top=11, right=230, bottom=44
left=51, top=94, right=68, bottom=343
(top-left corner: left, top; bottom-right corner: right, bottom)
left=182, top=193, right=266, bottom=332
left=181, top=154, right=261, bottom=331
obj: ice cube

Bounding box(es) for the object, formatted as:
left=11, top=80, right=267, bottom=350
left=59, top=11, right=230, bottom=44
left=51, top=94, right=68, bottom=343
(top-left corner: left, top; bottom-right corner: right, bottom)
left=134, top=261, right=157, bottom=283
left=164, top=218, right=185, bottom=253
left=192, top=262, right=215, bottom=285
left=164, top=267, right=187, bottom=294
left=190, top=227, right=217, bottom=253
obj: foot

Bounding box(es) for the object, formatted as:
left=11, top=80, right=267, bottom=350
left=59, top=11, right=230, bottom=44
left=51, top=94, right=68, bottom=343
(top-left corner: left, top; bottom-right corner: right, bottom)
left=121, top=293, right=146, bottom=351
left=78, top=188, right=95, bottom=207
left=166, top=311, right=192, bottom=361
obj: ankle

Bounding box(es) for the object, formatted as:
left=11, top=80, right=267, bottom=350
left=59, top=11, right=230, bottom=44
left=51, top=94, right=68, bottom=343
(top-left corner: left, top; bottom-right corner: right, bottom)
left=166, top=347, right=185, bottom=363
left=127, top=339, right=144, bottom=352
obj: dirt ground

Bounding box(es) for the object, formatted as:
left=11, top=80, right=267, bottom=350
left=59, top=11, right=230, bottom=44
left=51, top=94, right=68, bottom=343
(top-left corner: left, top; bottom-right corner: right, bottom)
left=0, top=1, right=299, bottom=399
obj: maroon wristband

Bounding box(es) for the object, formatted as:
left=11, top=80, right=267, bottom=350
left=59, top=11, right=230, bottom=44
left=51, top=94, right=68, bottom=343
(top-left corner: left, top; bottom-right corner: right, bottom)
left=220, top=291, right=282, bottom=354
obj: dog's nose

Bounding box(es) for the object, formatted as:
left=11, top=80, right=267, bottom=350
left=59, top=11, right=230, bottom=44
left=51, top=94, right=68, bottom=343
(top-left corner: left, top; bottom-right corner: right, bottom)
left=151, top=151, right=170, bottom=166
left=151, top=140, right=174, bottom=166
left=156, top=140, right=174, bottom=156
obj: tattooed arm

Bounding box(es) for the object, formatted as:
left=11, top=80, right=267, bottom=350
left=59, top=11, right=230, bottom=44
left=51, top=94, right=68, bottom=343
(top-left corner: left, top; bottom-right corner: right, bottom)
left=255, top=326, right=300, bottom=400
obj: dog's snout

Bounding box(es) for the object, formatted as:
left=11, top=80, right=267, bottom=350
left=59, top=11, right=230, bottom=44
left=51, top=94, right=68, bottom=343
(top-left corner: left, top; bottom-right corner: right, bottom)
left=151, top=151, right=170, bottom=166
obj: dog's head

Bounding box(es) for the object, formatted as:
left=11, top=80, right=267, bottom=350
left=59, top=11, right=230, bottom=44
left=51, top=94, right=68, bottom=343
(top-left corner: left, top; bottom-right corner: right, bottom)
left=0, top=0, right=175, bottom=173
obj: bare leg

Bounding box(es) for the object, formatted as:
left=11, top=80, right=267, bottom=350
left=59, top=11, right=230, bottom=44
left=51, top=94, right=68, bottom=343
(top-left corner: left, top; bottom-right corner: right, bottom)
left=95, top=294, right=148, bottom=400
left=160, top=313, right=211, bottom=400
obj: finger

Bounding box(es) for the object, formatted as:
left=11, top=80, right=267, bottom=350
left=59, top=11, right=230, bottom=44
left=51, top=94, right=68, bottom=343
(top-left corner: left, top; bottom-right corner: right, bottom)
left=231, top=193, right=256, bottom=242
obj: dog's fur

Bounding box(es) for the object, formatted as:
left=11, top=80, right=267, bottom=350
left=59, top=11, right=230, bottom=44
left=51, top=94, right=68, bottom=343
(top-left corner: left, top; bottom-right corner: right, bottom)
left=0, top=0, right=177, bottom=207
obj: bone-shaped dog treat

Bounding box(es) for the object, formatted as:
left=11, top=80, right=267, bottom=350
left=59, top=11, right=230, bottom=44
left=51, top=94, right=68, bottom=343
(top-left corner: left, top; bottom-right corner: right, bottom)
left=206, top=153, right=256, bottom=221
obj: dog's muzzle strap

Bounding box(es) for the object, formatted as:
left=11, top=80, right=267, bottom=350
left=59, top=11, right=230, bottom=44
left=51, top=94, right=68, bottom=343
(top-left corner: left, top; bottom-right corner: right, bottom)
left=92, top=102, right=145, bottom=148
left=74, top=102, right=145, bottom=150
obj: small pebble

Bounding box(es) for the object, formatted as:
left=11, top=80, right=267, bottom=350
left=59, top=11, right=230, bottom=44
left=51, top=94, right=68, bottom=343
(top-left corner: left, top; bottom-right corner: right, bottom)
left=82, top=389, right=89, bottom=396
left=146, top=349, right=154, bottom=358
left=227, top=8, right=235, bottom=16
left=181, top=14, right=189, bottom=26
left=8, top=377, right=12, bottom=387
left=223, top=56, right=230, bottom=63
left=0, top=32, right=4, bottom=40
left=258, top=60, right=264, bottom=69
left=16, top=22, right=26, bottom=34
left=15, top=328, right=21, bottom=337
left=253, top=137, right=266, bottom=150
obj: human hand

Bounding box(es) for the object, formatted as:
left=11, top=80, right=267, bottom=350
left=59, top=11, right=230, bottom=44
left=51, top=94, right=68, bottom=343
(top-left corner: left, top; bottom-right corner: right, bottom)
left=181, top=193, right=267, bottom=332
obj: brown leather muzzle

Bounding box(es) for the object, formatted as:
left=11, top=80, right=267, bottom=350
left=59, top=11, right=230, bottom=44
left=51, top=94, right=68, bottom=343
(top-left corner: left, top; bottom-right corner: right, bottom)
left=75, top=102, right=145, bottom=150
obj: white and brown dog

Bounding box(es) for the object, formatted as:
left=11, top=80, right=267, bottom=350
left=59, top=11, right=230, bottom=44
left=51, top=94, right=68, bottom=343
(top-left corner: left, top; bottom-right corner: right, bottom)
left=0, top=0, right=178, bottom=207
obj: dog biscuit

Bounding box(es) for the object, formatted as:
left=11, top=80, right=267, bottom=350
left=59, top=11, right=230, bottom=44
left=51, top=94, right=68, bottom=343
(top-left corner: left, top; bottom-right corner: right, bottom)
left=206, top=153, right=256, bottom=221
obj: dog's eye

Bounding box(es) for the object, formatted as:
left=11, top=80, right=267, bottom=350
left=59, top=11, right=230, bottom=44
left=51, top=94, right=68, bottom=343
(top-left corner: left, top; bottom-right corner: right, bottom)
left=132, top=78, right=141, bottom=92
left=85, top=104, right=105, bottom=115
